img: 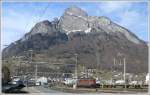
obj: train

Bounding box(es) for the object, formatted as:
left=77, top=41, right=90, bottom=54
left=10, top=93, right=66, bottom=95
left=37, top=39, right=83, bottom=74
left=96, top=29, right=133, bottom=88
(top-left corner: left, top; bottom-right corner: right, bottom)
left=77, top=78, right=96, bottom=88
left=63, top=78, right=148, bottom=89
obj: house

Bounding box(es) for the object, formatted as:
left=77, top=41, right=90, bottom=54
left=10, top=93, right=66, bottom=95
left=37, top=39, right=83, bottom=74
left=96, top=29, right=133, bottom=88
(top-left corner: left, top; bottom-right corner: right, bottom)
left=36, top=76, right=48, bottom=86
left=145, top=73, right=149, bottom=85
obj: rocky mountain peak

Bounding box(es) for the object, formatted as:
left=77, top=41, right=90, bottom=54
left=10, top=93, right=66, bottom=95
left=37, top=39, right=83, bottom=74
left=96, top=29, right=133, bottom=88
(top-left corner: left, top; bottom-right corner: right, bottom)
left=59, top=6, right=112, bottom=34
left=41, top=20, right=51, bottom=25
left=64, top=6, right=88, bottom=17
left=20, top=6, right=142, bottom=44
left=21, top=20, right=58, bottom=41
left=59, top=6, right=89, bottom=34
left=29, top=20, right=53, bottom=35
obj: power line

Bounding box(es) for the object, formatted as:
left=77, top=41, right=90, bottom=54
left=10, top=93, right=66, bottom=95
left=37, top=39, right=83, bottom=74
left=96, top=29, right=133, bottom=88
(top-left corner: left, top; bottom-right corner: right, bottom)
left=36, top=3, right=50, bottom=22
left=23, top=4, right=40, bottom=34
left=23, top=3, right=50, bottom=34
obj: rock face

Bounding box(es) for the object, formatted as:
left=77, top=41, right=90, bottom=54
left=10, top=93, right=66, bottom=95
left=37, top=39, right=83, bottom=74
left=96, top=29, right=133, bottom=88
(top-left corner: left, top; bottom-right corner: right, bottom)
left=59, top=6, right=89, bottom=34
left=2, top=6, right=148, bottom=73
left=21, top=19, right=59, bottom=41
left=59, top=6, right=141, bottom=44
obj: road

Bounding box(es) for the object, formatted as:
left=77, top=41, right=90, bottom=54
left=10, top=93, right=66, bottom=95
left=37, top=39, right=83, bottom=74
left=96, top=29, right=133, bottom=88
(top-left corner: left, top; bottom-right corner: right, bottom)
left=21, top=86, right=61, bottom=93
left=19, top=86, right=148, bottom=95
left=32, top=86, right=62, bottom=93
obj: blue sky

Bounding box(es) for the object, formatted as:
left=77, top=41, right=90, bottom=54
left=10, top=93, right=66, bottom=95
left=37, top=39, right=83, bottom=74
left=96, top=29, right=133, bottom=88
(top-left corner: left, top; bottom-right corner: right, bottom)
left=1, top=1, right=148, bottom=49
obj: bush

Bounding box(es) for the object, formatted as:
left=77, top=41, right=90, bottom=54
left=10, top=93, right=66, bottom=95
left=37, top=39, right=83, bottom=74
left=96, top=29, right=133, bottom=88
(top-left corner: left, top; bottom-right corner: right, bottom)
left=2, top=66, right=10, bottom=85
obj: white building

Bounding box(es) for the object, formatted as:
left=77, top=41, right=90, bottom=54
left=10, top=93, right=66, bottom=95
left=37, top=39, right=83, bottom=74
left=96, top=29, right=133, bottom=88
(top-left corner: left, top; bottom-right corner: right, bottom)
left=146, top=73, right=149, bottom=85
left=129, top=81, right=137, bottom=85
left=115, top=80, right=125, bottom=85
left=64, top=78, right=76, bottom=86
left=36, top=76, right=48, bottom=86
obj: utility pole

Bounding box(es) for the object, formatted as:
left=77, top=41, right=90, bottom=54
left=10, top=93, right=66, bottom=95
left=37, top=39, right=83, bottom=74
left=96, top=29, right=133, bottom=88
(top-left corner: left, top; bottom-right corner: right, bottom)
left=28, top=50, right=33, bottom=86
left=17, top=57, right=20, bottom=76
left=113, top=58, right=116, bottom=73
left=35, top=63, right=37, bottom=84
left=29, top=50, right=33, bottom=73
left=29, top=50, right=33, bottom=63
left=116, top=52, right=127, bottom=90
left=113, top=58, right=116, bottom=66
left=123, top=57, right=126, bottom=90
left=23, top=51, right=28, bottom=88
left=75, top=53, right=78, bottom=80
left=94, top=39, right=100, bottom=80
left=73, top=53, right=78, bottom=89
left=15, top=56, right=21, bottom=76
left=112, top=58, right=116, bottom=85
left=19, top=56, right=23, bottom=77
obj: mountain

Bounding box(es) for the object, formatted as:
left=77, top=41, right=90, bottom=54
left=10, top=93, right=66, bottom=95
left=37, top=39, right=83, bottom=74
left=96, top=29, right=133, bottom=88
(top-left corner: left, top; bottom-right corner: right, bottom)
left=2, top=6, right=148, bottom=73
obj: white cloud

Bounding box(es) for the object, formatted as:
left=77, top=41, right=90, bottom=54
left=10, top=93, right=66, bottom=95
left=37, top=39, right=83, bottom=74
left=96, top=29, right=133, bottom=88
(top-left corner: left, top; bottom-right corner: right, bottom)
left=119, top=10, right=148, bottom=41
left=2, top=10, right=37, bottom=33
left=97, top=1, right=148, bottom=41
left=2, top=4, right=57, bottom=35
left=118, top=11, right=140, bottom=27
left=118, top=9, right=147, bottom=34
left=1, top=4, right=58, bottom=50
left=98, top=1, right=132, bottom=14
left=1, top=9, right=38, bottom=49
